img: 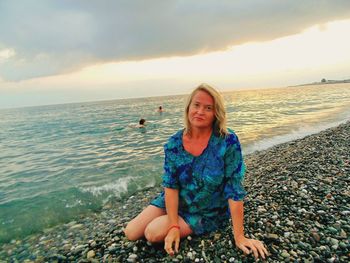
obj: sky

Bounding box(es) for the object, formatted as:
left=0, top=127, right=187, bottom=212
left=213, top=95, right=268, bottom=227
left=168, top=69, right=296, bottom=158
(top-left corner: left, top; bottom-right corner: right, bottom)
left=1, top=1, right=350, bottom=109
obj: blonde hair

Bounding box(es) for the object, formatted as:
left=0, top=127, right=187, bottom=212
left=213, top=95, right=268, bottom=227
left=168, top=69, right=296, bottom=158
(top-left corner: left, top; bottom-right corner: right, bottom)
left=184, top=83, right=228, bottom=137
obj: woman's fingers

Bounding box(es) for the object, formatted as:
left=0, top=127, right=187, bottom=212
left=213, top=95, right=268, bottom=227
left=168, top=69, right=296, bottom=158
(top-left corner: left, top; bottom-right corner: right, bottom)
left=164, top=238, right=174, bottom=255
left=175, top=238, right=180, bottom=253
left=164, top=229, right=181, bottom=256
left=238, top=239, right=269, bottom=259
left=250, top=245, right=259, bottom=259
left=238, top=244, right=251, bottom=255
left=164, top=235, right=181, bottom=256
left=250, top=240, right=268, bottom=259
left=166, top=246, right=174, bottom=256
left=257, top=242, right=268, bottom=259
left=262, top=244, right=269, bottom=256
left=254, top=240, right=268, bottom=259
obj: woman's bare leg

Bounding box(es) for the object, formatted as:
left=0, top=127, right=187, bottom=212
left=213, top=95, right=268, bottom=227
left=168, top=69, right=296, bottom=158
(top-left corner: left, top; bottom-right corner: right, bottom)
left=124, top=205, right=166, bottom=241
left=144, top=215, right=193, bottom=243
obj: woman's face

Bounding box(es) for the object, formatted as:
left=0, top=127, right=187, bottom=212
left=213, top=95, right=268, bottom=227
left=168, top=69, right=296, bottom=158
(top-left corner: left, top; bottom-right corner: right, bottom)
left=188, top=90, right=215, bottom=130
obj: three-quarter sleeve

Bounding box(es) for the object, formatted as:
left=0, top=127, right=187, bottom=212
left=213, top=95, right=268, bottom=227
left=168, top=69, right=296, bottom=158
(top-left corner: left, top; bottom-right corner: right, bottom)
left=223, top=134, right=247, bottom=201
left=161, top=145, right=179, bottom=189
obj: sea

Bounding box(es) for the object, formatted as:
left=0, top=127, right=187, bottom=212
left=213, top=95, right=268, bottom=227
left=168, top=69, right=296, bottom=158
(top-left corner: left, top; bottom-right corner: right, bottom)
left=0, top=83, right=349, bottom=244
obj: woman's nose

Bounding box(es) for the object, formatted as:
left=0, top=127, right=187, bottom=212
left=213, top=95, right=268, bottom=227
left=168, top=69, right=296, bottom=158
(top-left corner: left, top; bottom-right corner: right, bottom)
left=197, top=107, right=205, bottom=114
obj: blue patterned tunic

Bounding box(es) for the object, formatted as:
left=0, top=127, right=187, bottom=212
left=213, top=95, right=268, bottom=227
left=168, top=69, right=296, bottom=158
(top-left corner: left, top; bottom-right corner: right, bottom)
left=151, top=129, right=246, bottom=235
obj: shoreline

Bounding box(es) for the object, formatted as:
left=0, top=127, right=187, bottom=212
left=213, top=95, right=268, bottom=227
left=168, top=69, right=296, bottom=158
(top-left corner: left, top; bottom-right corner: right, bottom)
left=1, top=122, right=349, bottom=262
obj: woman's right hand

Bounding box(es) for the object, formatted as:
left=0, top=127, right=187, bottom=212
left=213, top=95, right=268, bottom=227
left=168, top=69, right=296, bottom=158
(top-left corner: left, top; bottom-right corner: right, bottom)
left=164, top=228, right=180, bottom=256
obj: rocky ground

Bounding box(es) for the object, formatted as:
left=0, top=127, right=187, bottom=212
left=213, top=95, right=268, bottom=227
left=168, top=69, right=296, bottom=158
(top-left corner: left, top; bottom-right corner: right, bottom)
left=1, top=122, right=349, bottom=262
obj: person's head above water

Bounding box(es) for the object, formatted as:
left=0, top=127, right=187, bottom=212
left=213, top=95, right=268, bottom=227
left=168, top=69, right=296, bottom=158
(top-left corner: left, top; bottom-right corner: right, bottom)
left=139, top=118, right=146, bottom=125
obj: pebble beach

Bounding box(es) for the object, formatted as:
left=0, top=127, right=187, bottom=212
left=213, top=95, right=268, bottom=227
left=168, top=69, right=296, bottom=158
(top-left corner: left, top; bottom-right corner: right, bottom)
left=1, top=121, right=349, bottom=262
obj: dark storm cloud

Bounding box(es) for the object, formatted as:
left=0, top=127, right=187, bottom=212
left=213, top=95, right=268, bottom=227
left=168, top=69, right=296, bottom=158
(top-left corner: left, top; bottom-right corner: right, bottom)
left=1, top=0, right=350, bottom=81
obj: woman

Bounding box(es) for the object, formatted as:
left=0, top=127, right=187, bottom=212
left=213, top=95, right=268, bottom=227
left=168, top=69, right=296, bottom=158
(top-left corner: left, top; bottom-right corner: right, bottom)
left=124, top=84, right=268, bottom=259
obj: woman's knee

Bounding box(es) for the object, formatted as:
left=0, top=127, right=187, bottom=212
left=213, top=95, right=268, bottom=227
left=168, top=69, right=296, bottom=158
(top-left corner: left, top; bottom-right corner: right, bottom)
left=144, top=224, right=164, bottom=243
left=124, top=221, right=140, bottom=241
left=124, top=206, right=166, bottom=241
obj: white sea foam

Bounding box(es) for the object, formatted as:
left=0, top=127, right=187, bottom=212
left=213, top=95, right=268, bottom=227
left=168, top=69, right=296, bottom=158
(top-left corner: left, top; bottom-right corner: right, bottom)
left=80, top=176, right=134, bottom=197
left=65, top=199, right=83, bottom=208
left=79, top=175, right=157, bottom=200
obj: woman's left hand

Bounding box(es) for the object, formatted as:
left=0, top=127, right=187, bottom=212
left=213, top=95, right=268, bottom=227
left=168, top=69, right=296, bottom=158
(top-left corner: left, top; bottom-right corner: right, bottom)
left=234, top=235, right=269, bottom=259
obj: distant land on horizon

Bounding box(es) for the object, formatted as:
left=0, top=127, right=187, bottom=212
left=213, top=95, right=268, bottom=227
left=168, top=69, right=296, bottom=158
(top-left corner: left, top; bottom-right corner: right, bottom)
left=291, top=78, right=350, bottom=87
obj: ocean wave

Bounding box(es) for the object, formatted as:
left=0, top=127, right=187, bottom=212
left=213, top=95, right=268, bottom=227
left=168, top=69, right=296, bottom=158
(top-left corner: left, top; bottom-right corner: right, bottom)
left=79, top=175, right=157, bottom=200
